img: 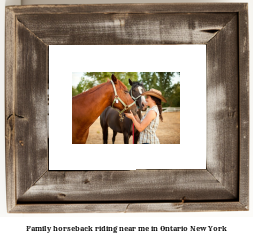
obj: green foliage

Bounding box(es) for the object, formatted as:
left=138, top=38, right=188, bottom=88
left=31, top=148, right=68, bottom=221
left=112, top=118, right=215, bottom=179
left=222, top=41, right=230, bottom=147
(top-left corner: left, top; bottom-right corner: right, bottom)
left=168, top=82, right=180, bottom=107
left=72, top=86, right=79, bottom=97
left=140, top=72, right=179, bottom=107
left=73, top=72, right=180, bottom=107
left=75, top=72, right=139, bottom=95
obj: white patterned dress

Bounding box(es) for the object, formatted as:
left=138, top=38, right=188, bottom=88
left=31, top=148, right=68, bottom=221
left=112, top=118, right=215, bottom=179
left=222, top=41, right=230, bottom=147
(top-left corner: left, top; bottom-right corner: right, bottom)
left=138, top=105, right=160, bottom=144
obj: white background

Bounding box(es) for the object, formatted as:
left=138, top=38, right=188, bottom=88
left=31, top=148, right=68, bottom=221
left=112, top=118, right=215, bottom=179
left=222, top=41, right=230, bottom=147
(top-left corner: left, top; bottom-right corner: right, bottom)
left=0, top=0, right=252, bottom=237
left=49, top=45, right=206, bottom=170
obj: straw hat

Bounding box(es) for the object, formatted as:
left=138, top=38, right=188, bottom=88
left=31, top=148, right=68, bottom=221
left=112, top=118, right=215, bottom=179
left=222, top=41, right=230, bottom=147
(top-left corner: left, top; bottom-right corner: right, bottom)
left=142, top=88, right=167, bottom=103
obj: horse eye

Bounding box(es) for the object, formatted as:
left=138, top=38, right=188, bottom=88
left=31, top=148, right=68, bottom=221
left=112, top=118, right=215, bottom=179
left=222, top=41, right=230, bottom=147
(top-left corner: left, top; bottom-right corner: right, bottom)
left=124, top=90, right=129, bottom=94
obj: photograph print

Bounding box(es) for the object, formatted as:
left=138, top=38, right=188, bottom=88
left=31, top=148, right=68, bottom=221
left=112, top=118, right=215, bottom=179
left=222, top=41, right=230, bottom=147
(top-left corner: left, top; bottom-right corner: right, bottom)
left=72, top=72, right=180, bottom=144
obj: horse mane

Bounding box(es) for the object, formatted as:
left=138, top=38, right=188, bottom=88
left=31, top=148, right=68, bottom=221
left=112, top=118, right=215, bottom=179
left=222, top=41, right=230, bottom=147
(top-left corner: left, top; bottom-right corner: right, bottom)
left=72, top=79, right=128, bottom=99
left=130, top=81, right=144, bottom=91
left=132, top=81, right=143, bottom=87
left=72, top=81, right=108, bottom=99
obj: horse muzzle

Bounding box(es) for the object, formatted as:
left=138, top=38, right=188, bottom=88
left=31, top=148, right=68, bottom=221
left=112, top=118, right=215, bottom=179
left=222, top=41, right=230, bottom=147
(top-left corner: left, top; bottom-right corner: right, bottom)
left=126, top=104, right=137, bottom=115
left=141, top=102, right=148, bottom=111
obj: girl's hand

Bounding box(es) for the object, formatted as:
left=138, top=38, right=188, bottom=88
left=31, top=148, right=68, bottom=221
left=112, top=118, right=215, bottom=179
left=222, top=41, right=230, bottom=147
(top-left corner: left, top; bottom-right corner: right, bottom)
left=124, top=110, right=134, bottom=120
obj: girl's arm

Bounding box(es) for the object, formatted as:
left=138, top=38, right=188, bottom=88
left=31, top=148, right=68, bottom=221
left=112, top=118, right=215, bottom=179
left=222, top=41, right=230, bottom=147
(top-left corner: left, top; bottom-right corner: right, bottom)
left=133, top=114, right=141, bottom=123
left=125, top=110, right=156, bottom=132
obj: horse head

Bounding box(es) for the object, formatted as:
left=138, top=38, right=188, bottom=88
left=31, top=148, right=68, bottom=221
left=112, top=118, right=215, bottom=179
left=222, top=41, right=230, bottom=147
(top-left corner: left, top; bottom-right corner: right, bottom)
left=129, top=79, right=147, bottom=111
left=111, top=74, right=137, bottom=115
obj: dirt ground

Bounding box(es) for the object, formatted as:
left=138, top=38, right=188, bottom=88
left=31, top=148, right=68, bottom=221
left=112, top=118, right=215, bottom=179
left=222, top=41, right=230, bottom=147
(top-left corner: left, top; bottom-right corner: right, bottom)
left=86, top=111, right=180, bottom=144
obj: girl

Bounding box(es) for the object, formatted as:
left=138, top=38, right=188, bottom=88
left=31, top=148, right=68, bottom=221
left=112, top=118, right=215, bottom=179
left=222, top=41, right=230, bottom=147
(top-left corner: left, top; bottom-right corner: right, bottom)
left=125, top=88, right=166, bottom=144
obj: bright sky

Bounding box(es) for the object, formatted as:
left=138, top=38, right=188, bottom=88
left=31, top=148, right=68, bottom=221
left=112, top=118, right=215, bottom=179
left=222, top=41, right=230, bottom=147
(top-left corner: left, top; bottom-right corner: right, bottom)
left=72, top=72, right=180, bottom=87
left=72, top=72, right=83, bottom=87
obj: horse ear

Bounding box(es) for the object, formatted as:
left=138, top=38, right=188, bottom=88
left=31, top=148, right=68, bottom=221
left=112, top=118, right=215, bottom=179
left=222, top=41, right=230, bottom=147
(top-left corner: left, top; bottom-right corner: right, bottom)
left=129, top=78, right=133, bottom=86
left=107, top=78, right=110, bottom=82
left=111, top=74, right=117, bottom=84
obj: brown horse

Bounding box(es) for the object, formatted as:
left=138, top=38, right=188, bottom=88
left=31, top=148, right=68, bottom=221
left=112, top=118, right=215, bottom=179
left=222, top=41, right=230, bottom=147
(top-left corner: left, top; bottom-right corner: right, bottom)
left=72, top=74, right=137, bottom=144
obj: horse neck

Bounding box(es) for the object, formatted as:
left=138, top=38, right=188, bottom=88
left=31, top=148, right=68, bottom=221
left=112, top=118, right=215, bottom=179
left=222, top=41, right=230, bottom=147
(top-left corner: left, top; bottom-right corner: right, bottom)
left=73, top=82, right=114, bottom=126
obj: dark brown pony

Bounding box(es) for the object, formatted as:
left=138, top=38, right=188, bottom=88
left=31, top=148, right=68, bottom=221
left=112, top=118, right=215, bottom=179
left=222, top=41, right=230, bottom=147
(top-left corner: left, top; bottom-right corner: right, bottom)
left=72, top=74, right=137, bottom=144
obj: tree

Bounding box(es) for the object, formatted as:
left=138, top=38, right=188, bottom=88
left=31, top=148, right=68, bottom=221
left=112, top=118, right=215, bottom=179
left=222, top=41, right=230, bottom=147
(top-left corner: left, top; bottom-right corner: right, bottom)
left=140, top=72, right=176, bottom=107
left=73, top=72, right=180, bottom=107
left=72, top=86, right=79, bottom=97
left=168, top=82, right=180, bottom=107
left=74, top=72, right=139, bottom=95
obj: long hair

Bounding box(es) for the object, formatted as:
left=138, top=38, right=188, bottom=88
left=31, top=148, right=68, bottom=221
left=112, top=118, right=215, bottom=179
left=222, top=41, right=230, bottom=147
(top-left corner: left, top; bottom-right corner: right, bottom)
left=150, top=95, right=163, bottom=122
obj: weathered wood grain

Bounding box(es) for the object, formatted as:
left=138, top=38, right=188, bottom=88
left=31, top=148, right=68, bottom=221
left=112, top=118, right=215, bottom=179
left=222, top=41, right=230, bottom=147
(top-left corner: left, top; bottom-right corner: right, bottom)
left=206, top=16, right=239, bottom=198
left=7, top=3, right=246, bottom=15
left=5, top=7, right=17, bottom=212
left=238, top=4, right=249, bottom=209
left=10, top=202, right=247, bottom=213
left=16, top=13, right=235, bottom=45
left=18, top=170, right=236, bottom=202
left=15, top=20, right=48, bottom=200
left=126, top=202, right=248, bottom=212
left=5, top=3, right=249, bottom=213
left=10, top=203, right=135, bottom=213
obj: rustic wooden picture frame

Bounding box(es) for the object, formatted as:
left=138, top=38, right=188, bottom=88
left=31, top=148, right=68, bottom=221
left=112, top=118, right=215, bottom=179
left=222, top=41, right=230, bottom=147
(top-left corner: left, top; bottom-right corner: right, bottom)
left=5, top=3, right=249, bottom=213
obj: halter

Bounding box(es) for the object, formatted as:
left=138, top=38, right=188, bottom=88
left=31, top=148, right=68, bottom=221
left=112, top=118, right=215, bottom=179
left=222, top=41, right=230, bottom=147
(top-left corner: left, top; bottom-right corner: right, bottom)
left=130, top=88, right=142, bottom=107
left=111, top=80, right=136, bottom=115
left=129, top=85, right=146, bottom=109
left=131, top=89, right=141, bottom=101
